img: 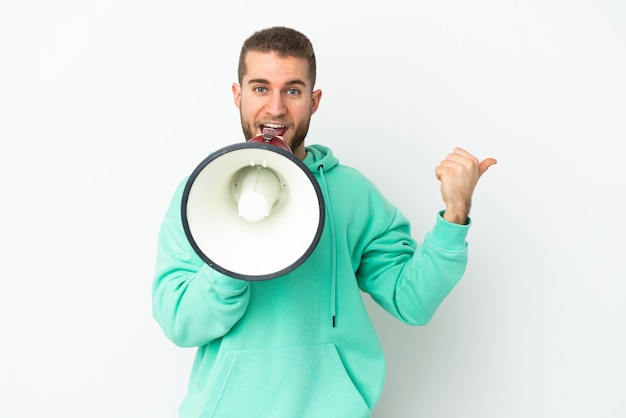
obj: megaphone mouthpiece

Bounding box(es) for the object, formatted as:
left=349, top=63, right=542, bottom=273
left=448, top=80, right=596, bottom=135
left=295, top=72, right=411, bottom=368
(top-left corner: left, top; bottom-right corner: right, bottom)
left=262, top=127, right=276, bottom=141
left=249, top=132, right=292, bottom=153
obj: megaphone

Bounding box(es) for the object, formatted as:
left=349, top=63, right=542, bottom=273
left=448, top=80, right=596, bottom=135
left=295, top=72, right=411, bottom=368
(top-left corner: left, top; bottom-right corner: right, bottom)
left=181, top=131, right=325, bottom=281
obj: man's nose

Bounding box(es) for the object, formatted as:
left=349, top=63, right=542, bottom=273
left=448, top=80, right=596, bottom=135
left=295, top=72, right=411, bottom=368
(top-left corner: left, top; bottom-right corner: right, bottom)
left=265, top=92, right=286, bottom=116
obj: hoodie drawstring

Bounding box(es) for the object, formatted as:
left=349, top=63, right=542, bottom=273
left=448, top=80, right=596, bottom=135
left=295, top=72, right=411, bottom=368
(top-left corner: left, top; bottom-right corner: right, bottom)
left=317, top=164, right=337, bottom=328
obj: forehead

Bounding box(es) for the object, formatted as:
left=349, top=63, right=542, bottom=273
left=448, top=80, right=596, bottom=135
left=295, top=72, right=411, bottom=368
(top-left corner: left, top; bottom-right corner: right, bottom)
left=243, top=51, right=311, bottom=87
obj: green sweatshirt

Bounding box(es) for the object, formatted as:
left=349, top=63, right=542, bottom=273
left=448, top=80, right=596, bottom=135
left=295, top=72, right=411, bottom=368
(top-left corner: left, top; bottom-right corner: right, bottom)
left=152, top=144, right=470, bottom=417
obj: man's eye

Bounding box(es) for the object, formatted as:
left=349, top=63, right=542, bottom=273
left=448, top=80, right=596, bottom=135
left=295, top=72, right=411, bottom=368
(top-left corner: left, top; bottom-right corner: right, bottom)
left=254, top=86, right=267, bottom=93
left=286, top=88, right=300, bottom=96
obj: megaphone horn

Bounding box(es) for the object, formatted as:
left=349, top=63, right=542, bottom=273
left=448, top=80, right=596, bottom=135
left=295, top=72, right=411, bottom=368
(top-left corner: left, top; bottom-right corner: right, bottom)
left=181, top=132, right=325, bottom=281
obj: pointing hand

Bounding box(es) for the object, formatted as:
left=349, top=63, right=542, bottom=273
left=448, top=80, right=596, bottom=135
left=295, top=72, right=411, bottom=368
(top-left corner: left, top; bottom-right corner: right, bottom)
left=435, top=147, right=497, bottom=224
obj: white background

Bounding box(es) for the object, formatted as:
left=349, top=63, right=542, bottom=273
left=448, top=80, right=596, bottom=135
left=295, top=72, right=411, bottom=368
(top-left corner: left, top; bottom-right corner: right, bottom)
left=1, top=0, right=625, bottom=417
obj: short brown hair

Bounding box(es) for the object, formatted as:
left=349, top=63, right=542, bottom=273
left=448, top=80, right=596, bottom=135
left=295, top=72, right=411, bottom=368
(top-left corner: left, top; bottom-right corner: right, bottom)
left=238, top=26, right=317, bottom=88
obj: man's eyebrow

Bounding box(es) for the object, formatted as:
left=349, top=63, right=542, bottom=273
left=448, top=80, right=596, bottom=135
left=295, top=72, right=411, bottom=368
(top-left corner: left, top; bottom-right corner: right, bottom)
left=246, top=78, right=307, bottom=87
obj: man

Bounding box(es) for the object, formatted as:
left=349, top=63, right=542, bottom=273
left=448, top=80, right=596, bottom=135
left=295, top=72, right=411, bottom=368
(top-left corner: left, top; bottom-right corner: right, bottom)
left=153, top=26, right=496, bottom=417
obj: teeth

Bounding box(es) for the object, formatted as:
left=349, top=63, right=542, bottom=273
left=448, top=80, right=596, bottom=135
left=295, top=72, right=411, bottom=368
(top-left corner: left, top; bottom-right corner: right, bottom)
left=264, top=123, right=285, bottom=129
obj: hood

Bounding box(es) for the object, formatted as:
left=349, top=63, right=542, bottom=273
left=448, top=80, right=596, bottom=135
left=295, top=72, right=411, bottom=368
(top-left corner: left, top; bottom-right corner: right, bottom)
left=303, top=144, right=340, bottom=172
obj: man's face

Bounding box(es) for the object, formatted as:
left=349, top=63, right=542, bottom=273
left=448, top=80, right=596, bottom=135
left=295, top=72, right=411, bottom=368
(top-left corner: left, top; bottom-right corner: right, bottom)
left=232, top=51, right=322, bottom=160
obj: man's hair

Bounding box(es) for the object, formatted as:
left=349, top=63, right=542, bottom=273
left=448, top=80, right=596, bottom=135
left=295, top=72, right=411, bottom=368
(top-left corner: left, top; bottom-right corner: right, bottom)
left=238, top=26, right=317, bottom=88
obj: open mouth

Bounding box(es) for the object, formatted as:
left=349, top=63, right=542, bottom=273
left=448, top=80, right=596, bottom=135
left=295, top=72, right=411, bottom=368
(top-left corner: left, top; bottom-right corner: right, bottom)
left=260, top=123, right=287, bottom=137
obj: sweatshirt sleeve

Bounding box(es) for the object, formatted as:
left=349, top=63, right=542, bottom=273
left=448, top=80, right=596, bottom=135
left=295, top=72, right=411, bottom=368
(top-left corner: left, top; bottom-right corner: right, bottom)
left=357, top=210, right=470, bottom=326
left=151, top=180, right=250, bottom=347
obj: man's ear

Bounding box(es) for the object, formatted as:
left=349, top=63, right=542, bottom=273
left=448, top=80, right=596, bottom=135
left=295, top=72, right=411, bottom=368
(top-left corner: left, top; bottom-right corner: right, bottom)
left=232, top=83, right=242, bottom=108
left=311, top=89, right=322, bottom=114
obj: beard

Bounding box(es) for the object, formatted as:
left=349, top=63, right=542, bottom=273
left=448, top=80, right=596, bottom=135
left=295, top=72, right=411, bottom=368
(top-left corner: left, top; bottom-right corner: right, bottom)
left=239, top=113, right=311, bottom=153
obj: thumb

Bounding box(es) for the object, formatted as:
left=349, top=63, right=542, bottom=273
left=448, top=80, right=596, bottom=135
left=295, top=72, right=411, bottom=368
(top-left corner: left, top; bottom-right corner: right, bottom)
left=478, top=158, right=497, bottom=177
